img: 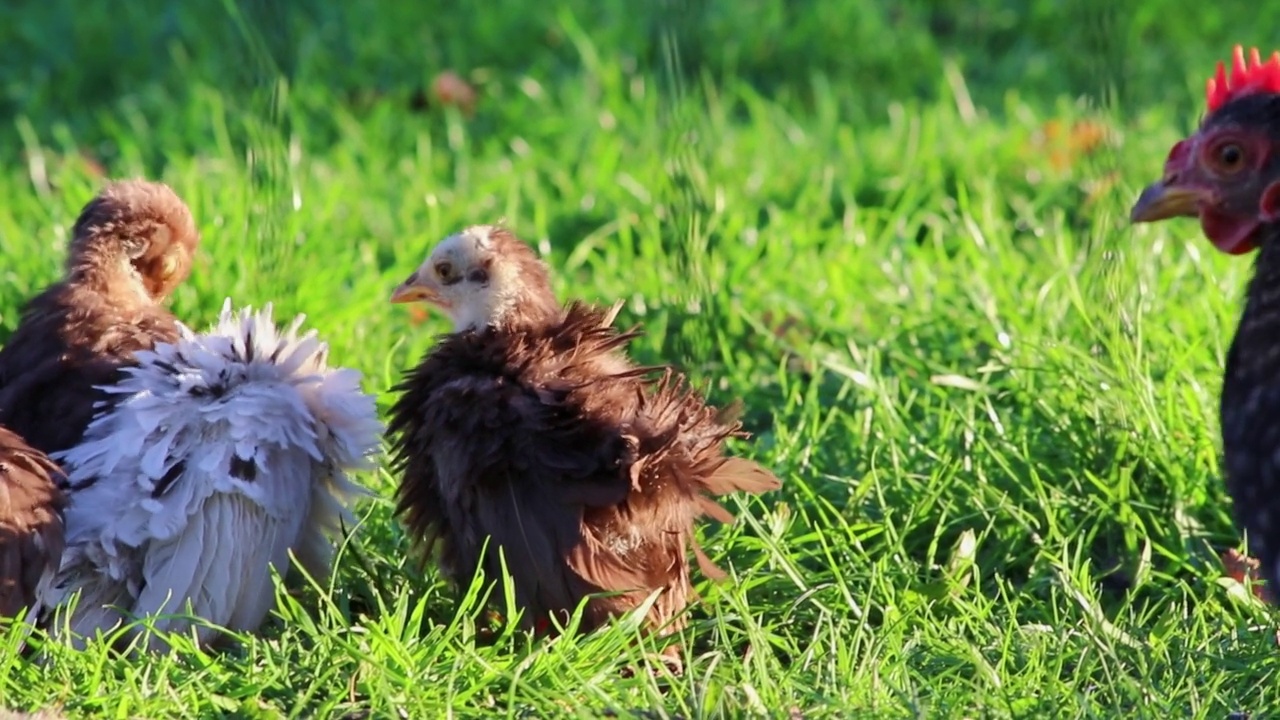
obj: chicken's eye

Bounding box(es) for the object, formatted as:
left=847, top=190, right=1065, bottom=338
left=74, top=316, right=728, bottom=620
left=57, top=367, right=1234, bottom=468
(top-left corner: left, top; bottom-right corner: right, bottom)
left=435, top=262, right=456, bottom=282
left=1215, top=142, right=1245, bottom=171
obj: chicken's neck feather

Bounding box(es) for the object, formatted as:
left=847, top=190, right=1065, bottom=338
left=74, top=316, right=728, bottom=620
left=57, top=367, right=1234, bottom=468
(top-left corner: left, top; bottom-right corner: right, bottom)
left=1224, top=223, right=1280, bottom=406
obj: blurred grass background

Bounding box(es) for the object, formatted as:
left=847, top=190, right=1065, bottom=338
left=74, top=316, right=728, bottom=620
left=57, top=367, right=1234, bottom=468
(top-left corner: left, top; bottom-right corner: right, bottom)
left=0, top=0, right=1258, bottom=128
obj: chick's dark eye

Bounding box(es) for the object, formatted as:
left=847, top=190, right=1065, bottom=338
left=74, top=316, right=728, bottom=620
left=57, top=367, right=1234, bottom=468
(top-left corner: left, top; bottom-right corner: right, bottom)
left=435, top=262, right=454, bottom=280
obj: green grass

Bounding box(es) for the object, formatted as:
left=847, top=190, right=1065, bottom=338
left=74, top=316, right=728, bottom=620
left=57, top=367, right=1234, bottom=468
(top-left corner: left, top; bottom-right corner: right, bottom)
left=3, top=0, right=1280, bottom=717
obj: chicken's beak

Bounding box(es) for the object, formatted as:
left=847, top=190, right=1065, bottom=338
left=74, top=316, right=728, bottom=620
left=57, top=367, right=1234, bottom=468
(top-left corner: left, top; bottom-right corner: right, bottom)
left=390, top=272, right=445, bottom=305
left=1129, top=180, right=1209, bottom=223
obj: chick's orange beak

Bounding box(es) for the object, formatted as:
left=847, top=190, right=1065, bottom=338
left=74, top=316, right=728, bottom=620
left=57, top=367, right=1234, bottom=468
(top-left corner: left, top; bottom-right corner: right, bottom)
left=390, top=272, right=445, bottom=305
left=1129, top=179, right=1211, bottom=223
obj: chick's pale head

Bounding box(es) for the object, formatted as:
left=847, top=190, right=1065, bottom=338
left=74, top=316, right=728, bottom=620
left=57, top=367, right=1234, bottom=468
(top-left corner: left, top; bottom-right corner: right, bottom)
left=69, top=179, right=200, bottom=300
left=391, top=225, right=557, bottom=331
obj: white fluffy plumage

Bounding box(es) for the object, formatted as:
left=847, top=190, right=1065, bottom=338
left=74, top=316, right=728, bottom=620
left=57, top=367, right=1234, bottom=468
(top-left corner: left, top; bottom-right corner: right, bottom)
left=39, top=299, right=383, bottom=649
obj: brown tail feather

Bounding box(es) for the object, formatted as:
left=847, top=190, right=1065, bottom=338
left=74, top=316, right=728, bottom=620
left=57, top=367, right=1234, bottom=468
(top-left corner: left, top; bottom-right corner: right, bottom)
left=696, top=495, right=736, bottom=524
left=704, top=457, right=780, bottom=496
left=691, top=540, right=727, bottom=582
left=599, top=299, right=626, bottom=328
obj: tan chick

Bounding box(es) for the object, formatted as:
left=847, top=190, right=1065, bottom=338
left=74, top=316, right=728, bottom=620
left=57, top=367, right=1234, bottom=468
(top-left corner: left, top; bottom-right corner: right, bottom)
left=0, top=179, right=195, bottom=623
left=0, top=179, right=198, bottom=455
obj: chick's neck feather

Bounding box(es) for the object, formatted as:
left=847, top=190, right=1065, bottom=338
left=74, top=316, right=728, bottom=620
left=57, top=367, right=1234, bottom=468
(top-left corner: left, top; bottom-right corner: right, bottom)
left=470, top=268, right=562, bottom=333
left=495, top=286, right=562, bottom=332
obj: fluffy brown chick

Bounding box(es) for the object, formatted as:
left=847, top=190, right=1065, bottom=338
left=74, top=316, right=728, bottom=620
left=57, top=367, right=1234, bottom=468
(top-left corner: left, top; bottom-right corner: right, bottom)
left=387, top=225, right=780, bottom=668
left=0, top=179, right=199, bottom=455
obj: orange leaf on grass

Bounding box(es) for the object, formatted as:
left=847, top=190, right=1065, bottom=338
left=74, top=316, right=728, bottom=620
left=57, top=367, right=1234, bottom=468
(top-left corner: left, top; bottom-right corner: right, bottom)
left=432, top=71, right=478, bottom=116
left=1222, top=547, right=1272, bottom=602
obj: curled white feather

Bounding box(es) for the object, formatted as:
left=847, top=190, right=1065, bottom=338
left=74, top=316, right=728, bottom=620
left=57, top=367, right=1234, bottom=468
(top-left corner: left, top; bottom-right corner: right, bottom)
left=41, top=299, right=384, bottom=649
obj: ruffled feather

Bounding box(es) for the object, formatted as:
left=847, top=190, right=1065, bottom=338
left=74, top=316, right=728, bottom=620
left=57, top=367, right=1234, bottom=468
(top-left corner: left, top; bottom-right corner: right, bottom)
left=40, top=299, right=383, bottom=649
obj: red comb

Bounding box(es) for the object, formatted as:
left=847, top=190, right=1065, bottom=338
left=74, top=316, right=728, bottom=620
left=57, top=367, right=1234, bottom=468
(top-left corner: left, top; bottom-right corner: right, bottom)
left=1206, top=45, right=1280, bottom=113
